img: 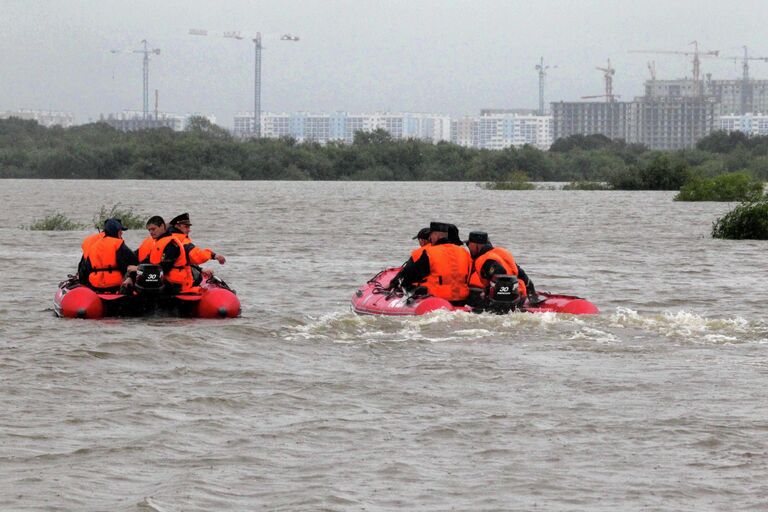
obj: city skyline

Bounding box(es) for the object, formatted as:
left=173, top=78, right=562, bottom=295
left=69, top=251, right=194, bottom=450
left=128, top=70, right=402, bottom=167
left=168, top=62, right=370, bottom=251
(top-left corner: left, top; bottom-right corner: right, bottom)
left=3, top=0, right=768, bottom=127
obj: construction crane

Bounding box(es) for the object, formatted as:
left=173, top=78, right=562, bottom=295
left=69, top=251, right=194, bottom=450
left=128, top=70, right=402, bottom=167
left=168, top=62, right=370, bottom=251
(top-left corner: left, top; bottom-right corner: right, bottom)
left=111, top=40, right=161, bottom=120
left=535, top=57, right=556, bottom=115
left=596, top=59, right=616, bottom=101
left=719, top=46, right=768, bottom=114
left=629, top=41, right=718, bottom=95
left=581, top=94, right=621, bottom=101
left=580, top=60, right=618, bottom=102
left=189, top=28, right=299, bottom=138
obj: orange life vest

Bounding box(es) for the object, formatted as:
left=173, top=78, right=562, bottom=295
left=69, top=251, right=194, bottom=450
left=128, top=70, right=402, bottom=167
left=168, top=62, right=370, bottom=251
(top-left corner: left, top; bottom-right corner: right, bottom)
left=137, top=236, right=155, bottom=263
left=149, top=235, right=194, bottom=292
left=87, top=236, right=126, bottom=289
left=81, top=232, right=105, bottom=259
left=422, top=243, right=471, bottom=301
left=171, top=232, right=215, bottom=266
left=410, top=243, right=430, bottom=264
left=469, top=246, right=527, bottom=296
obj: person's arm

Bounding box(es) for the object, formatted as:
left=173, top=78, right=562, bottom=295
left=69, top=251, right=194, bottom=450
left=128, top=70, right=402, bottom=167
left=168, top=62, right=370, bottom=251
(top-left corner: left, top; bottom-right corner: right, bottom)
left=394, top=250, right=430, bottom=289
left=516, top=264, right=535, bottom=295
left=116, top=243, right=138, bottom=273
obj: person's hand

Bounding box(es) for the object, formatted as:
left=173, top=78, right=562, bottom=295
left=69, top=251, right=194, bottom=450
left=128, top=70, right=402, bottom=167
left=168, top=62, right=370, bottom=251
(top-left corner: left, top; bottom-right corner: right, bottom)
left=202, top=268, right=214, bottom=279
left=215, top=254, right=226, bottom=264
left=126, top=265, right=138, bottom=273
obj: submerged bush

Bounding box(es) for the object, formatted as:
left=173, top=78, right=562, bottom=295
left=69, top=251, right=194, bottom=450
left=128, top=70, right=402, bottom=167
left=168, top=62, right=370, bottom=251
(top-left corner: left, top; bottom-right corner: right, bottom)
left=92, top=203, right=146, bottom=230
left=482, top=171, right=536, bottom=190
left=608, top=154, right=691, bottom=190
left=26, top=212, right=85, bottom=231
left=712, top=200, right=768, bottom=239
left=562, top=181, right=611, bottom=190
left=675, top=172, right=765, bottom=202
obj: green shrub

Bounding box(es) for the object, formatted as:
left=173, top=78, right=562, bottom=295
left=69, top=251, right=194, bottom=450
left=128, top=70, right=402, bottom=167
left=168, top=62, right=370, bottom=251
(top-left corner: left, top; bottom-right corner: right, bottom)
left=92, top=203, right=146, bottom=230
left=712, top=200, right=768, bottom=239
left=608, top=154, right=691, bottom=190
left=675, top=172, right=765, bottom=201
left=482, top=171, right=535, bottom=190
left=26, top=212, right=85, bottom=231
left=562, top=181, right=611, bottom=190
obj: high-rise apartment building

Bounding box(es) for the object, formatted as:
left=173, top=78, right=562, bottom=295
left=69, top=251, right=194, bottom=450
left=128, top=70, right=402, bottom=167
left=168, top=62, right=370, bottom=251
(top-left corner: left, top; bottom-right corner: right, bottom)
left=1, top=109, right=75, bottom=128
left=635, top=96, right=716, bottom=150
left=719, top=113, right=768, bottom=136
left=235, top=112, right=451, bottom=144
left=645, top=78, right=768, bottom=115
left=451, top=113, right=553, bottom=150
left=100, top=111, right=216, bottom=132
left=551, top=101, right=637, bottom=143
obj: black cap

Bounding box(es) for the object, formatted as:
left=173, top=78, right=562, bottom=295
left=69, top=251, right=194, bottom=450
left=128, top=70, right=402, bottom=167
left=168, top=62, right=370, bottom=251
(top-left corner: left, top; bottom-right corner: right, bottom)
left=465, top=231, right=489, bottom=245
left=170, top=212, right=190, bottom=225
left=429, top=221, right=452, bottom=233
left=103, top=218, right=127, bottom=236
left=412, top=227, right=431, bottom=240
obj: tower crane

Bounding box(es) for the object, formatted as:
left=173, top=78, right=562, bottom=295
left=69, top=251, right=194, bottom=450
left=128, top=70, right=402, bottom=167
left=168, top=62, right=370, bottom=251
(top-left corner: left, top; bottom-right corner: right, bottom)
left=581, top=59, right=618, bottom=102
left=596, top=59, right=615, bottom=101
left=629, top=41, right=718, bottom=95
left=189, top=29, right=299, bottom=137
left=110, top=40, right=161, bottom=120
left=717, top=46, right=768, bottom=114
left=535, top=57, right=556, bottom=115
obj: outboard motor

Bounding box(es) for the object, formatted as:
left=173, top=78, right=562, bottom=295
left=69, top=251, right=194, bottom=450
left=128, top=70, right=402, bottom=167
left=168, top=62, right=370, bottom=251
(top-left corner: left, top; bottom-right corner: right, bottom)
left=487, top=274, right=522, bottom=314
left=135, top=264, right=164, bottom=294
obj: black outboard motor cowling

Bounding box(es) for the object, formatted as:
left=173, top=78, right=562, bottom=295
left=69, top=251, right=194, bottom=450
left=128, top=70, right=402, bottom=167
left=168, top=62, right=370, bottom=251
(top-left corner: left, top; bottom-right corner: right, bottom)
left=135, top=264, right=164, bottom=294
left=487, top=274, right=522, bottom=314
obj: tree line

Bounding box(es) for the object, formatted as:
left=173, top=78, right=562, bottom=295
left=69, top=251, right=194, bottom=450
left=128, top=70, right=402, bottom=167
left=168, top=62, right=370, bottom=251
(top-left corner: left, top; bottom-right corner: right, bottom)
left=2, top=116, right=768, bottom=186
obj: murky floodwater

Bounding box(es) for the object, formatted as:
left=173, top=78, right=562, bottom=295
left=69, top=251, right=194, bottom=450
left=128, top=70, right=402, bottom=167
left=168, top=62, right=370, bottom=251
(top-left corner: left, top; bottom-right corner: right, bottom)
left=0, top=180, right=766, bottom=511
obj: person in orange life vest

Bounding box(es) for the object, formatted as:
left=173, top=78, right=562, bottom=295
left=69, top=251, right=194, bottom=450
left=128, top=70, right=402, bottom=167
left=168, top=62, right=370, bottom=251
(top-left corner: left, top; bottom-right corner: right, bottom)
left=392, top=221, right=472, bottom=304
left=168, top=212, right=225, bottom=284
left=465, top=231, right=536, bottom=300
left=82, top=218, right=137, bottom=292
left=130, top=215, right=194, bottom=294
left=77, top=227, right=106, bottom=283
left=133, top=216, right=166, bottom=264
left=168, top=213, right=226, bottom=266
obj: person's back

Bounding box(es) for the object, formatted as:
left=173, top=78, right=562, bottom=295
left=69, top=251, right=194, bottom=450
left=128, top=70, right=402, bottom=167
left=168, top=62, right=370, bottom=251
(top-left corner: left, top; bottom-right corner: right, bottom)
left=83, top=219, right=136, bottom=292
left=395, top=221, right=471, bottom=303
left=422, top=240, right=471, bottom=302
left=466, top=231, right=534, bottom=298
left=78, top=231, right=105, bottom=282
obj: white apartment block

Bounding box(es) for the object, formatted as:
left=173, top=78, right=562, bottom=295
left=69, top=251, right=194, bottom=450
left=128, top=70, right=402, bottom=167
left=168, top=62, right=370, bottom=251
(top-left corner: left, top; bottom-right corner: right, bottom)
left=234, top=111, right=452, bottom=144
left=451, top=113, right=553, bottom=150
left=1, top=109, right=75, bottom=128
left=718, top=113, right=768, bottom=136
left=100, top=111, right=217, bottom=132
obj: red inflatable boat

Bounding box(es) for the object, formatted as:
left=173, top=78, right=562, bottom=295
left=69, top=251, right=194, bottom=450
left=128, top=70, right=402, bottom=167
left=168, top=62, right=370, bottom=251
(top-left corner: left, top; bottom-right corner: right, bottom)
left=54, top=266, right=241, bottom=319
left=351, top=268, right=598, bottom=316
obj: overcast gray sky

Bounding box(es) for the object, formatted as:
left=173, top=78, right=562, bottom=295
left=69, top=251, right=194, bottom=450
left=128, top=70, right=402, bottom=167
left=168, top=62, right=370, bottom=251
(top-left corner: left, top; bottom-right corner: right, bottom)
left=2, top=0, right=768, bottom=126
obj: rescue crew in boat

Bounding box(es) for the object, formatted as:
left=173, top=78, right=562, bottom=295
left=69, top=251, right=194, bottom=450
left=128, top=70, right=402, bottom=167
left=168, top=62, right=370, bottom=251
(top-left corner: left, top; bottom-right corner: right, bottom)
left=80, top=218, right=137, bottom=292
left=465, top=231, right=537, bottom=307
left=391, top=221, right=471, bottom=304
left=131, top=215, right=195, bottom=294
left=168, top=212, right=225, bottom=284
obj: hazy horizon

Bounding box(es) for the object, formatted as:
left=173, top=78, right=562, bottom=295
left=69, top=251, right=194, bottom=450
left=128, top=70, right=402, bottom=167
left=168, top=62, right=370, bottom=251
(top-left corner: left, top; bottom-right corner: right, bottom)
left=3, top=0, right=768, bottom=127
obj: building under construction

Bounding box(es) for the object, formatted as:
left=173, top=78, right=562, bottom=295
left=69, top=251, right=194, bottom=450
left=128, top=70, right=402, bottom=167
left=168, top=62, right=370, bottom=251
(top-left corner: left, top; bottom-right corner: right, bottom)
left=551, top=93, right=718, bottom=151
